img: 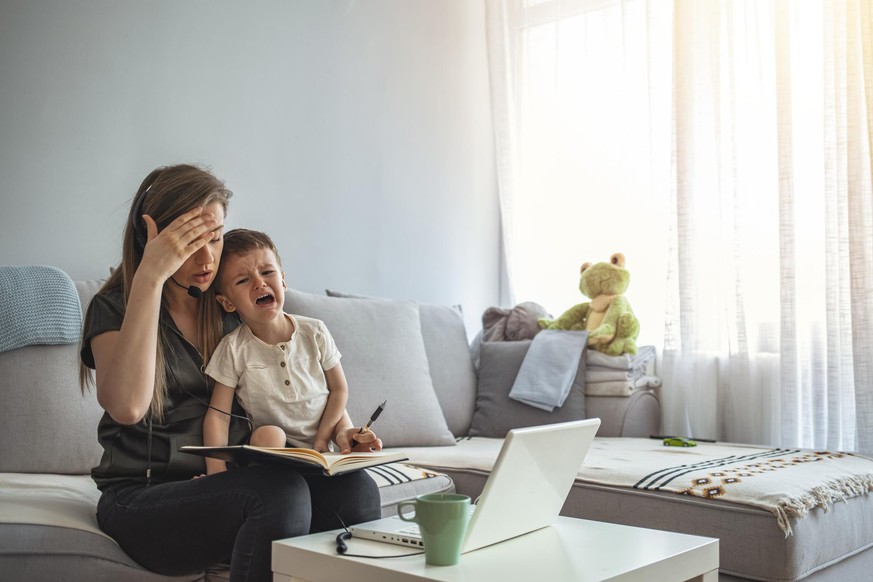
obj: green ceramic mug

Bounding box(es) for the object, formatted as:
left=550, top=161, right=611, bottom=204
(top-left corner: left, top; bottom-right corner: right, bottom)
left=397, top=493, right=471, bottom=566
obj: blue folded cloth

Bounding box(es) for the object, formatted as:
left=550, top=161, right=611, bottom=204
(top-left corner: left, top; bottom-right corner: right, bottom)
left=0, top=265, right=82, bottom=353
left=508, top=330, right=588, bottom=411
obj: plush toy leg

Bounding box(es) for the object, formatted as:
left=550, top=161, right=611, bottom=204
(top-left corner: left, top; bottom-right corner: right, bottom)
left=604, top=338, right=638, bottom=356
left=602, top=312, right=640, bottom=356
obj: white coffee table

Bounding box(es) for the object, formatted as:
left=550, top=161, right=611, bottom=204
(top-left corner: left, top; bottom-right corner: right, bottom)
left=272, top=516, right=718, bottom=582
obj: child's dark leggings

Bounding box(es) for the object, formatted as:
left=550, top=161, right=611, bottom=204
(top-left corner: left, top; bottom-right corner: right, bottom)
left=96, top=464, right=380, bottom=582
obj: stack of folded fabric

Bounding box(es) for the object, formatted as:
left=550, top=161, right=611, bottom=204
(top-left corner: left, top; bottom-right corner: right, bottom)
left=585, top=345, right=660, bottom=396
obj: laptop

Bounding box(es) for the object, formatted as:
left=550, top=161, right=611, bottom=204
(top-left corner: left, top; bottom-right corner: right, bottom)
left=349, top=417, right=600, bottom=553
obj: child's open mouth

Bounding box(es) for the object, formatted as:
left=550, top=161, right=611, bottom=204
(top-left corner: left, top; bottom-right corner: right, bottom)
left=255, top=293, right=275, bottom=306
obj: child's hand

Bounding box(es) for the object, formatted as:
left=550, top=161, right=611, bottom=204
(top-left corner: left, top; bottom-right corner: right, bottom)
left=335, top=428, right=383, bottom=454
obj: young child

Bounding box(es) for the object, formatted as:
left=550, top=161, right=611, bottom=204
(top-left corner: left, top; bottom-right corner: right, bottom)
left=203, top=228, right=351, bottom=475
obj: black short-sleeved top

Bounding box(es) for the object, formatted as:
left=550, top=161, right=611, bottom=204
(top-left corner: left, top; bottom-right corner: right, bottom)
left=81, top=287, right=249, bottom=490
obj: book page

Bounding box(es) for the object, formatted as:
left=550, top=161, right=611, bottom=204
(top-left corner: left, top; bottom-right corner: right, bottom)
left=180, top=445, right=407, bottom=476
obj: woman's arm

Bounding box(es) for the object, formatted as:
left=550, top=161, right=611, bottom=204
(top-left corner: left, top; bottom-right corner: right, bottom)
left=313, top=363, right=350, bottom=452
left=90, top=269, right=164, bottom=424
left=91, top=208, right=219, bottom=424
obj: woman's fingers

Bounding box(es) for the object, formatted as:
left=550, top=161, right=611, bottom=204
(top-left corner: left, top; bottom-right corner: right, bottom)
left=137, top=208, right=217, bottom=279
left=142, top=214, right=158, bottom=244
left=167, top=207, right=218, bottom=247
left=150, top=208, right=217, bottom=253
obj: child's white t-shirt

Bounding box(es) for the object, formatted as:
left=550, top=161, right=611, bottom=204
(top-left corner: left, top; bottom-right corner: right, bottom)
left=205, top=313, right=341, bottom=448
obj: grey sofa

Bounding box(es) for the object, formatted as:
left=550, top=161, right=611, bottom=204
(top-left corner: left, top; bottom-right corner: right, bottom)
left=3, top=268, right=870, bottom=581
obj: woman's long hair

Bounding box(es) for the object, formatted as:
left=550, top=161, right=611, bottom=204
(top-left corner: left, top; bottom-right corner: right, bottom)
left=79, top=164, right=232, bottom=422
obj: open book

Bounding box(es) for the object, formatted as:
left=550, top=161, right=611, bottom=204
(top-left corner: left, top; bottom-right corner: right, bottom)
left=180, top=445, right=407, bottom=476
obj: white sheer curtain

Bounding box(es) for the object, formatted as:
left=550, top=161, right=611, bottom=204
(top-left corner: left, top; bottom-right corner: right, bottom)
left=486, top=0, right=873, bottom=451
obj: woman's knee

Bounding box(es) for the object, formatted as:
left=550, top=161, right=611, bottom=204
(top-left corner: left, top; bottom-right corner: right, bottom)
left=231, top=465, right=312, bottom=535
left=306, top=471, right=381, bottom=532
left=342, top=471, right=381, bottom=522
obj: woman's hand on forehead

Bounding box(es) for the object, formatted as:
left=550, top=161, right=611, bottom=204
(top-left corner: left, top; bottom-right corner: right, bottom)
left=139, top=207, right=221, bottom=281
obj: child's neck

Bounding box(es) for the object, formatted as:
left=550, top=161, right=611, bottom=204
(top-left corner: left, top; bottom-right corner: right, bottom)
left=246, top=313, right=295, bottom=345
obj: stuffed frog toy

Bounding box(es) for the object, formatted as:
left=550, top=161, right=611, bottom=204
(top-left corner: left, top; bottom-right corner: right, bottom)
left=539, top=253, right=640, bottom=356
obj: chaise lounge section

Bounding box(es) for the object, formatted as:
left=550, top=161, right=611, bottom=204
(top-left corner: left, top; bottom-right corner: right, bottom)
left=286, top=285, right=873, bottom=582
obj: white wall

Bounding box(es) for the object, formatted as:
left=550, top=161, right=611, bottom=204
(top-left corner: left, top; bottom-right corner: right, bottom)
left=0, top=0, right=499, bottom=334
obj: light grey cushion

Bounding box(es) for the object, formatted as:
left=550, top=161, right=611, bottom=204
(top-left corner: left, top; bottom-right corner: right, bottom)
left=0, top=344, right=105, bottom=474
left=469, top=340, right=586, bottom=438
left=284, top=288, right=455, bottom=447
left=326, top=289, right=476, bottom=437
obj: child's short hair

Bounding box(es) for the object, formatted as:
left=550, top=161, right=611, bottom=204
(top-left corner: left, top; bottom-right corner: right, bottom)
left=221, top=228, right=282, bottom=264
left=218, top=229, right=283, bottom=291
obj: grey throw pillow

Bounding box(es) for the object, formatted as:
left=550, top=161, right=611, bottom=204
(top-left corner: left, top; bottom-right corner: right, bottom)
left=469, top=340, right=587, bottom=438
left=284, top=288, right=456, bottom=447
left=326, top=289, right=476, bottom=437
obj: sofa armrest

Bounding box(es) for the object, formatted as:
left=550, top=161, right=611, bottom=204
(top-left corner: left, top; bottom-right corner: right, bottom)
left=585, top=390, right=661, bottom=437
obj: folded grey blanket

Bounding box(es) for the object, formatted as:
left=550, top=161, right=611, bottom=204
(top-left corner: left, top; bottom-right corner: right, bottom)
left=509, top=330, right=588, bottom=411
left=0, top=265, right=82, bottom=353
left=587, top=344, right=656, bottom=372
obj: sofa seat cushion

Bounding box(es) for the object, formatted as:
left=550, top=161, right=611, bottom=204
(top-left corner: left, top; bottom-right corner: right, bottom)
left=0, top=473, right=221, bottom=581
left=0, top=465, right=452, bottom=580
left=0, top=473, right=105, bottom=538
left=395, top=438, right=873, bottom=582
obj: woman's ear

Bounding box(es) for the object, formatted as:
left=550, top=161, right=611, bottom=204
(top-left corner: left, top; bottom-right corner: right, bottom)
left=216, top=294, right=236, bottom=313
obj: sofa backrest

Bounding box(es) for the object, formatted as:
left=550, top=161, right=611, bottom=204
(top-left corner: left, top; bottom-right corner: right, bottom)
left=0, top=273, right=481, bottom=474
left=0, top=280, right=105, bottom=474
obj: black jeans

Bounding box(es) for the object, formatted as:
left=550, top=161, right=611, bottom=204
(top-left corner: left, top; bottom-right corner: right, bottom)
left=97, top=464, right=380, bottom=582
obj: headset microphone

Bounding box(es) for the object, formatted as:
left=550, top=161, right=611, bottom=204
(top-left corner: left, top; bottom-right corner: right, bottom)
left=169, top=276, right=203, bottom=298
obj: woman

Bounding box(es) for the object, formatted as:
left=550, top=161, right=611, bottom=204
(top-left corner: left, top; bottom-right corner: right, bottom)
left=79, top=164, right=381, bottom=581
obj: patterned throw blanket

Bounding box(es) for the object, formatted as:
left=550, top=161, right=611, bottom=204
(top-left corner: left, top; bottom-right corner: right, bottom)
left=579, top=438, right=873, bottom=536
left=0, top=265, right=82, bottom=353
left=365, top=462, right=445, bottom=488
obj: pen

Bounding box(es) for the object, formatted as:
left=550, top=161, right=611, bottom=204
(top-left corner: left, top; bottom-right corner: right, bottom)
left=359, top=400, right=387, bottom=434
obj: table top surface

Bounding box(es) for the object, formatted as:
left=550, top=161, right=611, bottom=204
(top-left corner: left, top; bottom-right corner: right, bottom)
left=273, top=516, right=719, bottom=582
